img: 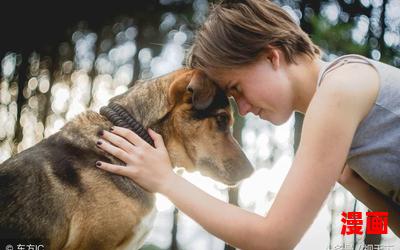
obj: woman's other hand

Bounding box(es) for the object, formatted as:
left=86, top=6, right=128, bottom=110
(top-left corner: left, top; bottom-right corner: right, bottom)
left=338, top=164, right=372, bottom=197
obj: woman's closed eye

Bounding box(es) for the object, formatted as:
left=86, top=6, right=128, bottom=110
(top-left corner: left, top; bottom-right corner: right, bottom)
left=228, top=83, right=241, bottom=96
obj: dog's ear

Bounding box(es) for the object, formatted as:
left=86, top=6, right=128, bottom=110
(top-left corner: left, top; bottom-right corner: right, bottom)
left=186, top=71, right=216, bottom=110
left=167, top=70, right=217, bottom=110
left=167, top=70, right=194, bottom=107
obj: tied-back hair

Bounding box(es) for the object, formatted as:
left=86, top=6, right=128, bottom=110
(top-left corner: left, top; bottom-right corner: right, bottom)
left=188, top=0, right=321, bottom=72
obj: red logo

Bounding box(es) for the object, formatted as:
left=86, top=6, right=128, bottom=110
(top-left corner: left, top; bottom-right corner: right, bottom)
left=340, top=211, right=389, bottom=235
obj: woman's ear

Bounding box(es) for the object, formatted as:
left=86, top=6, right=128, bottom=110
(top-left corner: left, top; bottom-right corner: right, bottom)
left=270, top=49, right=280, bottom=70
left=264, top=45, right=280, bottom=70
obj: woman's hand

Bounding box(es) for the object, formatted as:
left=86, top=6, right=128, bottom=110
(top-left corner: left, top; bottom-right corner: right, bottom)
left=337, top=164, right=363, bottom=191
left=95, top=126, right=175, bottom=193
left=338, top=164, right=373, bottom=199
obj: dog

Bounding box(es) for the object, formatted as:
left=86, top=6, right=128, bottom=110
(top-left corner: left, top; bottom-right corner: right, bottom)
left=0, top=68, right=254, bottom=250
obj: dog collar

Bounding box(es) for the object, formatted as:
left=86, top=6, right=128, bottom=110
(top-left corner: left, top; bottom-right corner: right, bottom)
left=99, top=102, right=155, bottom=147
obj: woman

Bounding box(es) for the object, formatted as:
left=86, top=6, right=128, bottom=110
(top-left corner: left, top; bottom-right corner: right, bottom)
left=95, top=0, right=400, bottom=249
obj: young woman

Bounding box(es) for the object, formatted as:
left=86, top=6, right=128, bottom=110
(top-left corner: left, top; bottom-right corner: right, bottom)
left=95, top=0, right=400, bottom=249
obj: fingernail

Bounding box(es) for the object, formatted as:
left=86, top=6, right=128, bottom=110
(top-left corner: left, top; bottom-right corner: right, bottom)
left=96, top=140, right=102, bottom=146
left=110, top=127, right=114, bottom=131
left=96, top=161, right=102, bottom=167
left=98, top=130, right=104, bottom=136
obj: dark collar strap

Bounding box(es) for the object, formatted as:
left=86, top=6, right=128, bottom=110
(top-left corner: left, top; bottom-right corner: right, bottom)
left=99, top=103, right=154, bottom=147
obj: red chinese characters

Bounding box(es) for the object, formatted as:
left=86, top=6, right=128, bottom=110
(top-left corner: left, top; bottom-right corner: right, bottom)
left=366, top=211, right=388, bottom=235
left=341, top=212, right=363, bottom=235
left=340, top=211, right=389, bottom=235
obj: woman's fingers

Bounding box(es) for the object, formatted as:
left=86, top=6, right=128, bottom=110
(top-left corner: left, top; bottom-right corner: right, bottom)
left=96, top=126, right=174, bottom=193
left=97, top=139, right=132, bottom=163
left=101, top=130, right=135, bottom=154
left=338, top=164, right=360, bottom=186
left=95, top=161, right=133, bottom=177
left=148, top=128, right=166, bottom=149
left=110, top=126, right=149, bottom=148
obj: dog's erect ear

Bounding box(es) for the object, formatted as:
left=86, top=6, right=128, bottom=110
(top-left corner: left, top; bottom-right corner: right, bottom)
left=167, top=70, right=194, bottom=107
left=186, top=71, right=216, bottom=110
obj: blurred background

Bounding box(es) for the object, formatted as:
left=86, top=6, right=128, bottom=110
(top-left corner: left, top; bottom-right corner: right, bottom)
left=0, top=0, right=399, bottom=249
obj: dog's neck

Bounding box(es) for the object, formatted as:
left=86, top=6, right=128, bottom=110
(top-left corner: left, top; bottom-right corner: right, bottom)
left=99, top=102, right=154, bottom=147
left=100, top=76, right=173, bottom=143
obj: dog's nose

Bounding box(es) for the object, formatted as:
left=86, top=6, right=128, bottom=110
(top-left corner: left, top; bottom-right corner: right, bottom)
left=236, top=162, right=254, bottom=180
left=228, top=157, right=254, bottom=184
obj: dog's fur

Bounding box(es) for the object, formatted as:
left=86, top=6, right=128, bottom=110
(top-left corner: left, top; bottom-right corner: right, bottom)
left=0, top=69, right=253, bottom=249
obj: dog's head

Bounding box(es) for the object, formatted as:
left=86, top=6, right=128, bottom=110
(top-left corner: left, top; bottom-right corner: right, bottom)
left=112, top=69, right=254, bottom=185
left=163, top=69, right=254, bottom=185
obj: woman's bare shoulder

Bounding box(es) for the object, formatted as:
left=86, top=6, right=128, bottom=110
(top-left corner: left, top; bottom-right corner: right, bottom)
left=316, top=62, right=380, bottom=124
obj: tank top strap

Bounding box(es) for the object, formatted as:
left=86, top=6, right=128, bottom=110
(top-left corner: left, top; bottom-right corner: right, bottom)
left=317, top=54, right=373, bottom=88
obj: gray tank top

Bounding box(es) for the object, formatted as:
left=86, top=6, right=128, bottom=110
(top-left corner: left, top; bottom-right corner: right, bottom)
left=317, top=54, right=400, bottom=206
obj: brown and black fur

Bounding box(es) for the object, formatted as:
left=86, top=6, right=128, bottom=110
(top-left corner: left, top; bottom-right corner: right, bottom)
left=0, top=69, right=253, bottom=249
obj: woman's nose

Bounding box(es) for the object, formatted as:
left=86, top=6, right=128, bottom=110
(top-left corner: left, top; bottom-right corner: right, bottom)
left=236, top=96, right=252, bottom=116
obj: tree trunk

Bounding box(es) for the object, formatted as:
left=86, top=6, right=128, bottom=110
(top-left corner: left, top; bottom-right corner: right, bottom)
left=224, top=100, right=245, bottom=250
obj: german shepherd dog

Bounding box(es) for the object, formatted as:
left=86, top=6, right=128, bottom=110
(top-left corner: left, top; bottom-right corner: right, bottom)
left=0, top=69, right=253, bottom=249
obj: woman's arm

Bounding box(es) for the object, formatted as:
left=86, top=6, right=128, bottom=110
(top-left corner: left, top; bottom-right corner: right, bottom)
left=160, top=172, right=280, bottom=249
left=338, top=165, right=400, bottom=237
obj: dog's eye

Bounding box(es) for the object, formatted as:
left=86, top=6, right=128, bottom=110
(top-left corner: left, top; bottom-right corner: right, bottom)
left=215, top=113, right=229, bottom=131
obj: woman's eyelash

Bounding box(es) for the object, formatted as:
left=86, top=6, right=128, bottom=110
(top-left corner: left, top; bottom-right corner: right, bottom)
left=228, top=82, right=236, bottom=90
left=231, top=84, right=240, bottom=92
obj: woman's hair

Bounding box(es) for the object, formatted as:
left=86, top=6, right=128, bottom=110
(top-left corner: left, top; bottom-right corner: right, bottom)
left=188, top=0, right=321, bottom=71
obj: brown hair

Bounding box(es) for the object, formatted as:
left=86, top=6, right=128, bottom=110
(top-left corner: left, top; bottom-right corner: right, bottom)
left=188, top=0, right=321, bottom=71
